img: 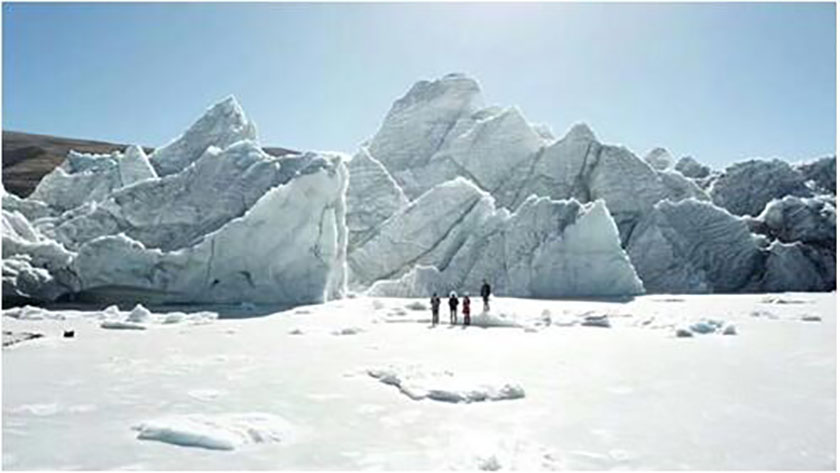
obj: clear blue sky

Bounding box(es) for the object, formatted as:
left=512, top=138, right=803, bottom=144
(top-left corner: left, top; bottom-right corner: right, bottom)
left=3, top=2, right=836, bottom=168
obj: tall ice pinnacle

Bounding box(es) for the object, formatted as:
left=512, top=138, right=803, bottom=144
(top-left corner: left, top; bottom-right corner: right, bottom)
left=367, top=73, right=484, bottom=173
left=150, top=96, right=258, bottom=176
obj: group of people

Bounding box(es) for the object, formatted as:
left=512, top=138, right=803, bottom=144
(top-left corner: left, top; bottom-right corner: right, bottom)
left=429, top=280, right=492, bottom=326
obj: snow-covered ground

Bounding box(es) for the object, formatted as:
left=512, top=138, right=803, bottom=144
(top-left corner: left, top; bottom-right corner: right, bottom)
left=2, top=293, right=835, bottom=470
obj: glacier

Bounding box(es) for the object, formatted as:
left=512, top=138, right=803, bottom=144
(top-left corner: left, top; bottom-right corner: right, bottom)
left=349, top=73, right=835, bottom=296
left=28, top=146, right=157, bottom=213
left=2, top=97, right=348, bottom=305
left=2, top=73, right=836, bottom=304
left=351, top=177, right=644, bottom=298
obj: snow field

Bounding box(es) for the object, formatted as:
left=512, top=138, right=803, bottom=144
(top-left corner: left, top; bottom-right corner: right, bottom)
left=2, top=293, right=835, bottom=469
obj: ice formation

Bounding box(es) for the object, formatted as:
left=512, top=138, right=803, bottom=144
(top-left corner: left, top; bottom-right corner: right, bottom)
left=359, top=74, right=676, bottom=244
left=2, top=97, right=348, bottom=304
left=367, top=365, right=525, bottom=403
left=345, top=148, right=409, bottom=250
left=133, top=413, right=292, bottom=450
left=351, top=178, right=644, bottom=298
left=795, top=156, right=836, bottom=194
left=643, top=147, right=675, bottom=171
left=657, top=169, right=710, bottom=202
left=149, top=96, right=258, bottom=176
left=674, top=155, right=711, bottom=179
left=708, top=159, right=812, bottom=217
left=3, top=73, right=836, bottom=302
left=626, top=199, right=764, bottom=293
left=27, top=146, right=157, bottom=213
left=352, top=73, right=835, bottom=295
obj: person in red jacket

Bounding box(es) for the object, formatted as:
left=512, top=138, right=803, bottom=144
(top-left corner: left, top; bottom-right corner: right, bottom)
left=462, top=293, right=471, bottom=326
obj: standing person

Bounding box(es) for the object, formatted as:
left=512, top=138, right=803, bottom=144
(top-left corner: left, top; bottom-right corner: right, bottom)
left=463, top=293, right=471, bottom=326
left=480, top=279, right=492, bottom=312
left=430, top=293, right=441, bottom=326
left=448, top=292, right=459, bottom=325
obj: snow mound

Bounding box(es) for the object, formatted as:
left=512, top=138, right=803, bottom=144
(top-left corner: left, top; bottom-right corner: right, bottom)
left=468, top=311, right=524, bottom=328
left=132, top=413, right=292, bottom=450
left=368, top=364, right=525, bottom=403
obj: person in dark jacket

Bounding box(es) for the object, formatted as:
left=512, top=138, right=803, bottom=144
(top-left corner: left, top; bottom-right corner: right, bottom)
left=480, top=279, right=491, bottom=312
left=462, top=293, right=471, bottom=326
left=430, top=293, right=441, bottom=326
left=448, top=292, right=459, bottom=325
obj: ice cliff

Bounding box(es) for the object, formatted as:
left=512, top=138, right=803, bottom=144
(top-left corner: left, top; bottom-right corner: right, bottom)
left=360, top=180, right=645, bottom=298
left=349, top=73, right=836, bottom=295
left=3, top=98, right=347, bottom=304
left=3, top=74, right=835, bottom=303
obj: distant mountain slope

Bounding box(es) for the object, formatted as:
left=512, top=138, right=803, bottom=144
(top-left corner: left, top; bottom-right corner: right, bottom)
left=2, top=130, right=297, bottom=197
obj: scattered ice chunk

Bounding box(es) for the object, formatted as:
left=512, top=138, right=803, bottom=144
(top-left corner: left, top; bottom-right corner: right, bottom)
left=750, top=309, right=778, bottom=319
left=581, top=314, right=611, bottom=328
left=761, top=296, right=811, bottom=305
left=689, top=320, right=719, bottom=334
left=801, top=314, right=822, bottom=322
left=4, top=306, right=55, bottom=320
left=187, top=389, right=224, bottom=401
left=132, top=413, right=292, bottom=450
left=332, top=327, right=364, bottom=336
left=469, top=311, right=523, bottom=328
left=9, top=403, right=59, bottom=416
left=103, top=305, right=121, bottom=317
left=371, top=299, right=385, bottom=310
left=405, top=301, right=427, bottom=311
left=368, top=364, right=524, bottom=403
left=101, top=321, right=147, bottom=330
left=723, top=324, right=738, bottom=335
left=675, top=328, right=694, bottom=338
left=127, top=304, right=152, bottom=323
left=3, top=331, right=44, bottom=347
left=288, top=328, right=304, bottom=335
